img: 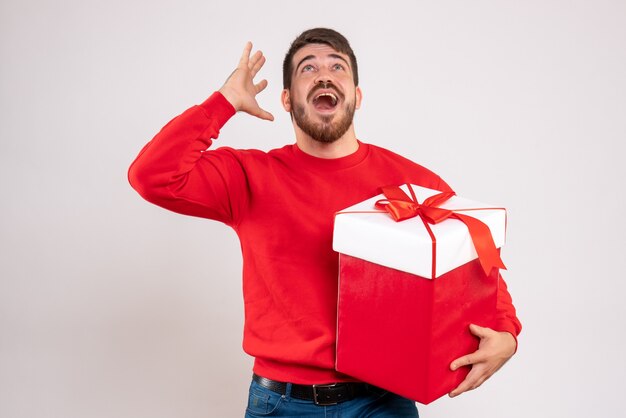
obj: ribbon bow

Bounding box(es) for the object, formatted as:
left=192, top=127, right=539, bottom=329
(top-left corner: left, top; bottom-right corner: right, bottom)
left=375, top=185, right=506, bottom=276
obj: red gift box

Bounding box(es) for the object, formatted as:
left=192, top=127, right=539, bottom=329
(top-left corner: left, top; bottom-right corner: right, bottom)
left=333, top=184, right=506, bottom=404
left=336, top=254, right=499, bottom=404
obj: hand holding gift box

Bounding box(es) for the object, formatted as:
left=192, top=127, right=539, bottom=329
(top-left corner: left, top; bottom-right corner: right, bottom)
left=333, top=184, right=509, bottom=404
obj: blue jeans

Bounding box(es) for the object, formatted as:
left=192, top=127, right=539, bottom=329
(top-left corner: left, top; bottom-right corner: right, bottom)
left=244, top=380, right=419, bottom=417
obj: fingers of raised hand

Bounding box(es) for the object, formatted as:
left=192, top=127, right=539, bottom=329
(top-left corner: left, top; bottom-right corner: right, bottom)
left=254, top=79, right=268, bottom=94
left=250, top=105, right=274, bottom=122
left=248, top=50, right=263, bottom=68
left=238, top=41, right=253, bottom=67
left=249, top=53, right=266, bottom=78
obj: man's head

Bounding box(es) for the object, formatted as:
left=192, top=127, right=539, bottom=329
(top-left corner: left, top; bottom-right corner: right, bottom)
left=282, top=28, right=359, bottom=90
left=281, top=28, right=361, bottom=144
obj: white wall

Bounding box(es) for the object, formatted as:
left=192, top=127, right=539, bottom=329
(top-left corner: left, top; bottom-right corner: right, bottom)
left=1, top=1, right=624, bottom=416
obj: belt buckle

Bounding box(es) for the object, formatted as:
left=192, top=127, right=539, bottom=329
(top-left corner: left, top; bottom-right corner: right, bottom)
left=312, top=383, right=339, bottom=406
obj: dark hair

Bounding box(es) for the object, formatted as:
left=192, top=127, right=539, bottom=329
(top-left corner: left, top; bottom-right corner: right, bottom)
left=282, top=28, right=358, bottom=89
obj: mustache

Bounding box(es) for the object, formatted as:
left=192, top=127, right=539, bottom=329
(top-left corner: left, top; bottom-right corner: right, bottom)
left=307, top=83, right=344, bottom=102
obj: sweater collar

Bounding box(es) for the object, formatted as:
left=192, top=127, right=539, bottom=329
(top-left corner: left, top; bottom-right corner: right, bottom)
left=291, top=140, right=369, bottom=171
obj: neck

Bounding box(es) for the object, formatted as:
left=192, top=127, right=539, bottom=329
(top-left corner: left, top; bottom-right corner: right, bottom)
left=294, top=125, right=359, bottom=159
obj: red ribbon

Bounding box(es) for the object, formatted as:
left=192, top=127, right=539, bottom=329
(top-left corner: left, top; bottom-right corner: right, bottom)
left=375, top=185, right=506, bottom=277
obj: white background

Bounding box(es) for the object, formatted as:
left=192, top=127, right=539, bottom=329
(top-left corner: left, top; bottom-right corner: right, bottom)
left=2, top=1, right=625, bottom=417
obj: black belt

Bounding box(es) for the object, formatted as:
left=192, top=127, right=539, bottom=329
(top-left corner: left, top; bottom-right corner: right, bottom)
left=252, top=373, right=384, bottom=406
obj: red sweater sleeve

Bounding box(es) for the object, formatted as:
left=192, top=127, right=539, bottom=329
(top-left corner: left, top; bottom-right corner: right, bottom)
left=495, top=272, right=522, bottom=342
left=128, top=92, right=247, bottom=225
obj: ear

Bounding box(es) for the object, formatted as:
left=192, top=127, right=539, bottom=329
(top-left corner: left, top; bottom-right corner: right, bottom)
left=355, top=86, right=363, bottom=110
left=281, top=89, right=291, bottom=112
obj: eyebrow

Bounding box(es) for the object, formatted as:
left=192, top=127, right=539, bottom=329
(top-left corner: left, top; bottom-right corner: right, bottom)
left=295, top=53, right=351, bottom=73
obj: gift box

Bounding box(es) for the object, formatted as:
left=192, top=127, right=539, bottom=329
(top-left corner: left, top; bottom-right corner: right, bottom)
left=332, top=184, right=506, bottom=404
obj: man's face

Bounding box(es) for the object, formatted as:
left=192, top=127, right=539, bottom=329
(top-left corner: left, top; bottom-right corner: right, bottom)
left=282, top=43, right=362, bottom=143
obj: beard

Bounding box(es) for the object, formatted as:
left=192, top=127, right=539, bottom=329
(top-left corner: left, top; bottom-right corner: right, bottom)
left=291, top=94, right=356, bottom=144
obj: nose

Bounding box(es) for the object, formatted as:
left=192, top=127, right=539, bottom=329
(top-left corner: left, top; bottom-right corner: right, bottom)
left=315, top=69, right=333, bottom=86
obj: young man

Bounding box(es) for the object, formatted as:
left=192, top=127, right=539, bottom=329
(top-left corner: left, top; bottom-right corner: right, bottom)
left=129, top=28, right=521, bottom=417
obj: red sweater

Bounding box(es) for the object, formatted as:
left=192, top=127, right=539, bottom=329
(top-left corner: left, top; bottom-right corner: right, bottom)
left=128, top=92, right=522, bottom=384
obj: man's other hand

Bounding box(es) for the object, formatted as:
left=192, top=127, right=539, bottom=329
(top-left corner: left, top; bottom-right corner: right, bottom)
left=219, top=42, right=274, bottom=121
left=448, top=324, right=517, bottom=398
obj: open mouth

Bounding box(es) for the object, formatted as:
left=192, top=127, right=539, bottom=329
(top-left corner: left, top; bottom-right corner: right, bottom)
left=312, top=92, right=339, bottom=112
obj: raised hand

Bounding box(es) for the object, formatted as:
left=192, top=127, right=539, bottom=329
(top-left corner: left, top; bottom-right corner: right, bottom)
left=448, top=324, right=517, bottom=398
left=219, top=42, right=274, bottom=121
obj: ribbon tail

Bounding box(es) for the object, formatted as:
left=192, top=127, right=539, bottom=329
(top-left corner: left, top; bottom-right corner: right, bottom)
left=454, top=213, right=507, bottom=276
